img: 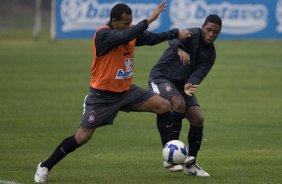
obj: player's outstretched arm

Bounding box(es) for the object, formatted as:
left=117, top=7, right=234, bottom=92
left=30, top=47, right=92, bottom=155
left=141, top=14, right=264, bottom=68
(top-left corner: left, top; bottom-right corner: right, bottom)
left=147, top=0, right=167, bottom=25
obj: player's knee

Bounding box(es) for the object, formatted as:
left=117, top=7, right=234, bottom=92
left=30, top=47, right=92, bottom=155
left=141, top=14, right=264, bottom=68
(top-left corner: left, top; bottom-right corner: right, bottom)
left=191, top=115, right=204, bottom=127
left=75, top=129, right=94, bottom=145
left=172, top=103, right=186, bottom=114
left=171, top=96, right=186, bottom=113
left=76, top=135, right=90, bottom=145
left=156, top=100, right=171, bottom=114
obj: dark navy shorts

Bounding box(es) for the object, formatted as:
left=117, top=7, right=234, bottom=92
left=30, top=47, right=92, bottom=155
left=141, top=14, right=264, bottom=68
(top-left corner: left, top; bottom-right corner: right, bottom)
left=148, top=79, right=199, bottom=107
left=80, top=85, right=155, bottom=128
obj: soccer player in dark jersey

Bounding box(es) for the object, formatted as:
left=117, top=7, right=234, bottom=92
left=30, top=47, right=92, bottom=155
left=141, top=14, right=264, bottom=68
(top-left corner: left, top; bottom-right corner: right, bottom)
left=34, top=1, right=192, bottom=183
left=148, top=14, right=222, bottom=176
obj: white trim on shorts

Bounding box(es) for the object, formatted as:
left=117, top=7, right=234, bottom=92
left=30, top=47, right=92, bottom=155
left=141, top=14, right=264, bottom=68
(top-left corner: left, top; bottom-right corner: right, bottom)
left=150, top=82, right=160, bottom=95
left=82, top=95, right=88, bottom=115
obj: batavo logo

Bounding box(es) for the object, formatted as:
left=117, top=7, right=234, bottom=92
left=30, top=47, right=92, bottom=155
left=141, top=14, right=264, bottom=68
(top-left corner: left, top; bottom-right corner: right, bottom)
left=60, top=0, right=160, bottom=32
left=169, top=0, right=268, bottom=35
left=115, top=58, right=133, bottom=80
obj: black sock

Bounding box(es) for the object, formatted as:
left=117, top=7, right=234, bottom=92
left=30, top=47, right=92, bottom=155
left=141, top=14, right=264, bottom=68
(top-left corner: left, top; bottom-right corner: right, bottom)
left=41, top=135, right=81, bottom=170
left=171, top=111, right=183, bottom=140
left=157, top=111, right=173, bottom=147
left=188, top=125, right=203, bottom=160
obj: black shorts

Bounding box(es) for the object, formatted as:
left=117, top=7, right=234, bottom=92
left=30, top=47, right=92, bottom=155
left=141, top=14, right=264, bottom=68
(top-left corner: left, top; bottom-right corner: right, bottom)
left=80, top=85, right=155, bottom=128
left=148, top=79, right=199, bottom=107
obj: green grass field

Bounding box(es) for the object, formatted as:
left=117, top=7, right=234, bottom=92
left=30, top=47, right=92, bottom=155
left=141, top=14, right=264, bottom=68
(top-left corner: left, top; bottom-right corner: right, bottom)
left=0, top=34, right=282, bottom=184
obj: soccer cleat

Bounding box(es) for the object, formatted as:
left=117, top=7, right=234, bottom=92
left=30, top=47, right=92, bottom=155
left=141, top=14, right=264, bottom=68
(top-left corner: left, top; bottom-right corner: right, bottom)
left=163, top=161, right=183, bottom=172
left=34, top=162, right=49, bottom=183
left=183, top=156, right=195, bottom=165
left=163, top=156, right=195, bottom=172
left=184, top=162, right=210, bottom=177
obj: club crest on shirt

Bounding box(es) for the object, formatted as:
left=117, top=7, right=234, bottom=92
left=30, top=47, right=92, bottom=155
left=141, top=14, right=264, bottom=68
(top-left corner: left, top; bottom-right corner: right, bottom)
left=115, top=58, right=133, bottom=79
left=88, top=110, right=96, bottom=124
left=164, top=83, right=172, bottom=92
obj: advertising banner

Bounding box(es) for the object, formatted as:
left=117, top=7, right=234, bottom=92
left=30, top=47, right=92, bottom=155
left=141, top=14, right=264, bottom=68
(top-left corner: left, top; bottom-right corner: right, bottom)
left=54, top=0, right=282, bottom=39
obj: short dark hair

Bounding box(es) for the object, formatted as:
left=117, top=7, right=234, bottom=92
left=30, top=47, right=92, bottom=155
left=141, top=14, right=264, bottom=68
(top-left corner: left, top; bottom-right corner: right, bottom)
left=203, top=14, right=222, bottom=29
left=110, top=3, right=132, bottom=21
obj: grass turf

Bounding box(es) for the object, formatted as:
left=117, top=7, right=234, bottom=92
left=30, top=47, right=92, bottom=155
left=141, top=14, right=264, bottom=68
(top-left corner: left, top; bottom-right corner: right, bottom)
left=0, top=36, right=282, bottom=184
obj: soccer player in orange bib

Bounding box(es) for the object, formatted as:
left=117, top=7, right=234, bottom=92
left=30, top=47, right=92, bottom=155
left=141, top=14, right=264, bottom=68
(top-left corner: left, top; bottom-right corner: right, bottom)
left=34, top=1, right=192, bottom=182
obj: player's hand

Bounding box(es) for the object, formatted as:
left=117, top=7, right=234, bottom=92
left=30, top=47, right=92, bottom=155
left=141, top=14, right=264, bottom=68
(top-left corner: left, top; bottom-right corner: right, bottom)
left=178, top=30, right=193, bottom=40
left=184, top=83, right=199, bottom=96
left=147, top=0, right=167, bottom=25
left=178, top=48, right=190, bottom=65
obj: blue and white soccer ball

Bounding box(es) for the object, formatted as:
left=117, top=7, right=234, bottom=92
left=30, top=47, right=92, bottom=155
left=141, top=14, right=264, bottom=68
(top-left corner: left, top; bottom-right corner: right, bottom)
left=162, top=140, right=188, bottom=165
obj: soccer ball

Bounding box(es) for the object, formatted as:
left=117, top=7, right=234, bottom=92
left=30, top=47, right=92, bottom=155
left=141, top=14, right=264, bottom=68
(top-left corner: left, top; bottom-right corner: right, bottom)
left=162, top=140, right=188, bottom=165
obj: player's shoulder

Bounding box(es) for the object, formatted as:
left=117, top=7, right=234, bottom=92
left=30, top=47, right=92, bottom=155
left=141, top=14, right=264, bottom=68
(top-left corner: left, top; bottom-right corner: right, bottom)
left=95, top=25, right=112, bottom=39
left=97, top=25, right=111, bottom=32
left=188, top=27, right=201, bottom=35
left=185, top=28, right=201, bottom=42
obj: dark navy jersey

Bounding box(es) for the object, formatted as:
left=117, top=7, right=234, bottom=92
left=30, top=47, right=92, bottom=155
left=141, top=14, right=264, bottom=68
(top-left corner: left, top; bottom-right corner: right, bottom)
left=149, top=28, right=216, bottom=86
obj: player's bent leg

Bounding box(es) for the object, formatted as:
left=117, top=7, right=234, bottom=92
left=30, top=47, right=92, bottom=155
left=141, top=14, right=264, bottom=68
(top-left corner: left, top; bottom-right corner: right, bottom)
left=185, top=106, right=204, bottom=158
left=135, top=95, right=171, bottom=114
left=185, top=106, right=204, bottom=127
left=171, top=111, right=183, bottom=140
left=155, top=96, right=186, bottom=172
left=184, top=106, right=209, bottom=176
left=137, top=95, right=174, bottom=145
left=135, top=95, right=183, bottom=171
left=35, top=127, right=95, bottom=183
left=170, top=95, right=186, bottom=140
left=157, top=112, right=173, bottom=147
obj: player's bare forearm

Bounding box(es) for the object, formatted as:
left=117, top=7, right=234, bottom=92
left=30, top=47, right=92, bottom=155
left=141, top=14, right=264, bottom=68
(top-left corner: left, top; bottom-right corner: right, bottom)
left=147, top=0, right=167, bottom=24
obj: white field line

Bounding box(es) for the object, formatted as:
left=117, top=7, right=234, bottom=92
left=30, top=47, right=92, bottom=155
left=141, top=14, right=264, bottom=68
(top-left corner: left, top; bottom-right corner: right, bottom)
left=0, top=180, right=22, bottom=184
